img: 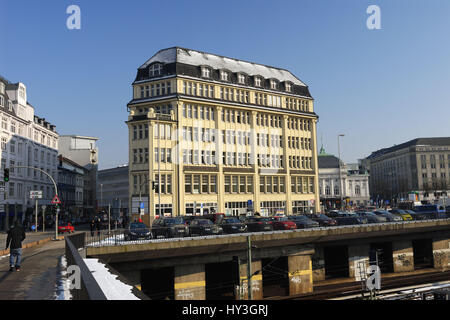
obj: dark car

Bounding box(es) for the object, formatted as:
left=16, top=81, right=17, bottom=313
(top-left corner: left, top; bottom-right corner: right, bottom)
left=356, top=211, right=387, bottom=223
left=244, top=216, right=274, bottom=232
left=335, top=215, right=368, bottom=226
left=268, top=216, right=297, bottom=230
left=288, top=215, right=319, bottom=229
left=218, top=217, right=248, bottom=234
left=311, top=214, right=337, bottom=227
left=151, top=217, right=189, bottom=239
left=124, top=222, right=152, bottom=241
left=188, top=219, right=223, bottom=236
left=202, top=213, right=225, bottom=224
left=181, top=215, right=197, bottom=226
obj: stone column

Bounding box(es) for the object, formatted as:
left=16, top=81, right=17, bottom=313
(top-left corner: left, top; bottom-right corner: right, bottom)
left=348, top=244, right=370, bottom=280
left=392, top=240, right=414, bottom=273
left=237, top=259, right=263, bottom=300
left=174, top=264, right=206, bottom=300
left=432, top=236, right=450, bottom=271
left=288, top=254, right=313, bottom=295
left=312, top=247, right=325, bottom=282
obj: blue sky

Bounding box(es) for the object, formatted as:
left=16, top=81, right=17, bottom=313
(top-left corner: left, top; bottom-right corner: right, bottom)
left=1, top=0, right=449, bottom=169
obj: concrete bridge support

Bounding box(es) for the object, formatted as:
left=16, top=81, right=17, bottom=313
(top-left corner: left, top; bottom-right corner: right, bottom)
left=392, top=240, right=414, bottom=273
left=174, top=264, right=206, bottom=300
left=288, top=254, right=313, bottom=295
left=348, top=244, right=370, bottom=280
left=237, top=260, right=263, bottom=300
left=432, top=236, right=450, bottom=271
left=312, top=247, right=325, bottom=282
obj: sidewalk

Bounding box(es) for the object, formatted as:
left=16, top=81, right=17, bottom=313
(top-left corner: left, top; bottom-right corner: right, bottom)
left=0, top=239, right=66, bottom=299
left=0, top=232, right=62, bottom=256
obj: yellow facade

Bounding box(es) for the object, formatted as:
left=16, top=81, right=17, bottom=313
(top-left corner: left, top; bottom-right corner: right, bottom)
left=127, top=75, right=320, bottom=220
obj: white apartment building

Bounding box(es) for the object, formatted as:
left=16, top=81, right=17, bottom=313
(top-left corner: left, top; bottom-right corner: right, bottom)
left=0, top=76, right=59, bottom=226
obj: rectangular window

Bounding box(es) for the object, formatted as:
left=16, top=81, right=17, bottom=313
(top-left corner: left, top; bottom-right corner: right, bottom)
left=185, top=175, right=192, bottom=193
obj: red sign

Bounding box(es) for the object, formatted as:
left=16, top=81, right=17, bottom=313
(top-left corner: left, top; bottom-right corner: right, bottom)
left=52, top=195, right=61, bottom=204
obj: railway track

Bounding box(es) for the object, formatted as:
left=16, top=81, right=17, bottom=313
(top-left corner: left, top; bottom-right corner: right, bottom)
left=266, top=270, right=450, bottom=300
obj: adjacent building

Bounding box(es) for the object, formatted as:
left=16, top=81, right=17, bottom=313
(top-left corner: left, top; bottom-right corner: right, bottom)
left=58, top=135, right=99, bottom=216
left=57, top=155, right=85, bottom=218
left=367, top=137, right=450, bottom=205
left=97, top=165, right=129, bottom=218
left=0, top=76, right=59, bottom=229
left=318, top=146, right=370, bottom=210
left=127, top=47, right=320, bottom=220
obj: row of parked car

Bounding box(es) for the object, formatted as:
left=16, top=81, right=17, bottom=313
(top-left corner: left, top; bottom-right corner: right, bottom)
left=122, top=206, right=449, bottom=241
left=123, top=214, right=335, bottom=241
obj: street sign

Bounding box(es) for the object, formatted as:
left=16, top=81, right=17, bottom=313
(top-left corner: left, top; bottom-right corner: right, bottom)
left=52, top=195, right=61, bottom=204
left=30, top=190, right=43, bottom=199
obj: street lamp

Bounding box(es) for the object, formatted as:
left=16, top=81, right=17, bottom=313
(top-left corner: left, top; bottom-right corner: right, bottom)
left=100, top=183, right=103, bottom=213
left=337, top=134, right=345, bottom=210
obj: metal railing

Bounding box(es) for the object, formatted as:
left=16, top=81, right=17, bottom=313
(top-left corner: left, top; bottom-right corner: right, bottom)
left=84, top=217, right=450, bottom=248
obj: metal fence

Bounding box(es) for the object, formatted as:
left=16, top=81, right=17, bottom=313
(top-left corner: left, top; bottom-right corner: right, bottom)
left=84, top=217, right=450, bottom=248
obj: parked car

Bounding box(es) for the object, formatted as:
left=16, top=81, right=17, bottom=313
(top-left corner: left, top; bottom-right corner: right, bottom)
left=268, top=216, right=297, bottom=230
left=181, top=215, right=197, bottom=225
left=311, top=214, right=337, bottom=227
left=124, top=222, right=152, bottom=241
left=244, top=216, right=274, bottom=232
left=335, top=216, right=368, bottom=226
left=202, top=213, right=225, bottom=224
left=58, top=222, right=75, bottom=234
left=402, top=209, right=428, bottom=221
left=326, top=211, right=354, bottom=218
left=288, top=215, right=319, bottom=229
left=218, top=217, right=248, bottom=234
left=372, top=210, right=402, bottom=222
left=356, top=211, right=387, bottom=223
left=388, top=209, right=413, bottom=221
left=151, top=217, right=189, bottom=238
left=188, top=219, right=223, bottom=236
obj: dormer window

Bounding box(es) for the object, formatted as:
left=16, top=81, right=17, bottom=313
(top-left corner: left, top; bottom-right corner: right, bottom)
left=238, top=74, right=245, bottom=84
left=149, top=63, right=162, bottom=77
left=270, top=80, right=277, bottom=90
left=8, top=101, right=13, bottom=111
left=220, top=71, right=229, bottom=81
left=0, top=83, right=4, bottom=94
left=201, top=67, right=211, bottom=78
left=285, top=83, right=292, bottom=92
left=0, top=96, right=3, bottom=107
left=255, top=77, right=262, bottom=87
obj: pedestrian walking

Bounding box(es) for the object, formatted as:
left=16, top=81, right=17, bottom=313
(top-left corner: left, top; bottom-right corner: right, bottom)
left=90, top=219, right=96, bottom=237
left=95, top=218, right=101, bottom=237
left=5, top=220, right=26, bottom=272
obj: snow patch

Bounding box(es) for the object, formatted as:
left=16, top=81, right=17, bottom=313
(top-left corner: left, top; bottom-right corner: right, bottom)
left=83, top=258, right=140, bottom=300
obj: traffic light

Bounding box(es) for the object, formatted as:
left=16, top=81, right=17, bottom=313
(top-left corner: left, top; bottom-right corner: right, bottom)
left=3, top=168, right=9, bottom=182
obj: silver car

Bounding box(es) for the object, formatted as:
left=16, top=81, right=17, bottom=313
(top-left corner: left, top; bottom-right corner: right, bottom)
left=372, top=210, right=402, bottom=222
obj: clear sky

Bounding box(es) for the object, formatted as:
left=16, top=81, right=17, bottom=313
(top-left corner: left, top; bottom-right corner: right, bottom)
left=1, top=0, right=449, bottom=169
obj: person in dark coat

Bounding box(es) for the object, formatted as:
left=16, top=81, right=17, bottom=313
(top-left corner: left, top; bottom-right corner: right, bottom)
left=6, top=220, right=26, bottom=272
left=95, top=218, right=101, bottom=237
left=90, top=219, right=96, bottom=237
